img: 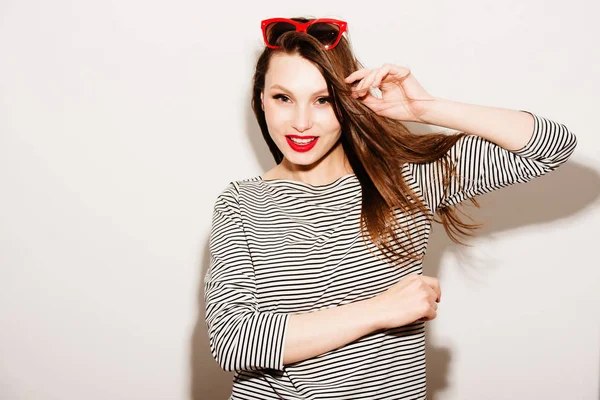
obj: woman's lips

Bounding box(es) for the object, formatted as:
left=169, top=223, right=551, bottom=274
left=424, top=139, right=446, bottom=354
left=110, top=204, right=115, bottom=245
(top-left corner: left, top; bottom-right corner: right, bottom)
left=285, top=135, right=319, bottom=152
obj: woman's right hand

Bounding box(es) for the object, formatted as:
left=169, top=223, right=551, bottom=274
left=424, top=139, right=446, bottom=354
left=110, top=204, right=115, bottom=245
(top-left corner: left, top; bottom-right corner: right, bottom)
left=281, top=273, right=441, bottom=365
left=369, top=274, right=441, bottom=330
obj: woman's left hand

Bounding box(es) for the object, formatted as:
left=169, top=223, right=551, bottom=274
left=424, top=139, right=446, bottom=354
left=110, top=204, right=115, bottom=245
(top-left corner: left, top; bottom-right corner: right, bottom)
left=345, top=64, right=435, bottom=123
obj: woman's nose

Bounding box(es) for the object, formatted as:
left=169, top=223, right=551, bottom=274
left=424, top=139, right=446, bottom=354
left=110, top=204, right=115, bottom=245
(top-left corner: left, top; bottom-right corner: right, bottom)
left=291, top=106, right=313, bottom=132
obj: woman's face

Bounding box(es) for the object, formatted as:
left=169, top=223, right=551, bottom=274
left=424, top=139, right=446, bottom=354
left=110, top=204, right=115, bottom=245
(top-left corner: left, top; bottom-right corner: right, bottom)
left=261, top=53, right=342, bottom=168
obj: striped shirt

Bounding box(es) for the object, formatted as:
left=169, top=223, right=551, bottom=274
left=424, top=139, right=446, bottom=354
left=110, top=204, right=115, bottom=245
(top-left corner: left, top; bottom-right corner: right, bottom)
left=204, top=111, right=577, bottom=399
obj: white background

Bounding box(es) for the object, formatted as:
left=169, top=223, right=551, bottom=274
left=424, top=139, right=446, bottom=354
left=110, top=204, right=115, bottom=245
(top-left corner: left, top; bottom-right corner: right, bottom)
left=1, top=1, right=599, bottom=399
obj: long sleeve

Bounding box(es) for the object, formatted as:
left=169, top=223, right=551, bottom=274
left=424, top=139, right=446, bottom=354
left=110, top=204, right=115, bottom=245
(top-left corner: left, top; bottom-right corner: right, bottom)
left=408, top=110, right=578, bottom=212
left=204, top=183, right=289, bottom=372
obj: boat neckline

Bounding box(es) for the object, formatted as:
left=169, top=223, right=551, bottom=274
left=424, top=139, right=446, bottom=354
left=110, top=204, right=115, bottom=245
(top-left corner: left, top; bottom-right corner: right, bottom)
left=258, top=173, right=357, bottom=188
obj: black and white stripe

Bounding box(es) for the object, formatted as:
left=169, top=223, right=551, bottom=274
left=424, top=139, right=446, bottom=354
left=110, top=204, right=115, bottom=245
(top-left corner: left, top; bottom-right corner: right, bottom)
left=204, top=111, right=577, bottom=399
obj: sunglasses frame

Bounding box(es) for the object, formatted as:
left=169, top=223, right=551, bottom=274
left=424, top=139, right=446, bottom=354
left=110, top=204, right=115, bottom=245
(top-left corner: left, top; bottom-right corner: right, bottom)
left=261, top=18, right=348, bottom=50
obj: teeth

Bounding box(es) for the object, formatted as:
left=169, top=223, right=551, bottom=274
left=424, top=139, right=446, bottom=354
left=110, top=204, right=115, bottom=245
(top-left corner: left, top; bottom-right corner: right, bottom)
left=289, top=137, right=316, bottom=144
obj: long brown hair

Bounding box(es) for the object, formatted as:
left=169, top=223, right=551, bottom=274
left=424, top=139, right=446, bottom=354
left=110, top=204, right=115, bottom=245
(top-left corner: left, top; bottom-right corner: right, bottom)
left=251, top=19, right=480, bottom=264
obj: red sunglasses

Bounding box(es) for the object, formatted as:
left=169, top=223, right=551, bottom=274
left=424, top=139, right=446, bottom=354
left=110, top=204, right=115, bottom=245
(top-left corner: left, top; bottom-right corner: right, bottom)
left=261, top=18, right=348, bottom=50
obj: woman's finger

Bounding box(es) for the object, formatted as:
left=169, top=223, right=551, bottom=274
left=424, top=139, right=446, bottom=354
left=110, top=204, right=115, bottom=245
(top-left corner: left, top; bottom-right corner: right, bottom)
left=344, top=68, right=371, bottom=84
left=420, top=275, right=441, bottom=303
left=385, top=64, right=411, bottom=79
left=359, top=92, right=383, bottom=109
left=360, top=93, right=398, bottom=114
left=382, top=65, right=410, bottom=84
left=354, top=69, right=379, bottom=97
left=371, top=64, right=393, bottom=89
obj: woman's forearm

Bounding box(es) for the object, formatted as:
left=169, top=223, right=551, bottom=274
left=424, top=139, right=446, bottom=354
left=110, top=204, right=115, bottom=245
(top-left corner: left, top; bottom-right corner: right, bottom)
left=419, top=97, right=535, bottom=151
left=282, top=297, right=381, bottom=365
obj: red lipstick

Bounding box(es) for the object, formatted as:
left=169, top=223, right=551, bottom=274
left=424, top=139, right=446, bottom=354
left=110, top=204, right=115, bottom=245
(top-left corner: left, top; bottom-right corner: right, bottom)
left=285, top=135, right=319, bottom=152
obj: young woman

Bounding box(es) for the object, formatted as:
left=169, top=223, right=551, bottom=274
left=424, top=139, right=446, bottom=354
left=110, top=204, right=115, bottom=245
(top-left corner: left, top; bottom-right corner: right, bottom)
left=204, top=17, right=577, bottom=399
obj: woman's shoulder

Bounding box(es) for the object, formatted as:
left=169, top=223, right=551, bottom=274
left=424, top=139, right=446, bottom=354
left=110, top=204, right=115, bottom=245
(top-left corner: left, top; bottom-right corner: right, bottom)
left=226, top=174, right=263, bottom=190
left=211, top=174, right=263, bottom=214
left=215, top=174, right=263, bottom=199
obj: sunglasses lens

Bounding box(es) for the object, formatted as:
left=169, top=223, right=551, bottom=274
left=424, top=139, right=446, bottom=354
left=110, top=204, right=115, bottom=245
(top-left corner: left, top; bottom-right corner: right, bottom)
left=306, top=22, right=341, bottom=48
left=265, top=22, right=296, bottom=46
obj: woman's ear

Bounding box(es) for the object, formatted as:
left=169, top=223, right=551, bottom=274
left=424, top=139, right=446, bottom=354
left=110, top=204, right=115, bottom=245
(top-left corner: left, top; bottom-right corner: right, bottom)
left=260, top=92, right=264, bottom=111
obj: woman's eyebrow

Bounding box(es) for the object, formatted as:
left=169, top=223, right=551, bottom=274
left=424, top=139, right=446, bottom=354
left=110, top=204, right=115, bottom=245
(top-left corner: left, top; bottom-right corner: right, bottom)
left=270, top=84, right=329, bottom=96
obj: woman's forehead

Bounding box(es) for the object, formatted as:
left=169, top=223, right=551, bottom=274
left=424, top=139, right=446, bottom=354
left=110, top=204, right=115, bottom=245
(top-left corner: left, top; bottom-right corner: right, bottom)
left=265, top=54, right=327, bottom=93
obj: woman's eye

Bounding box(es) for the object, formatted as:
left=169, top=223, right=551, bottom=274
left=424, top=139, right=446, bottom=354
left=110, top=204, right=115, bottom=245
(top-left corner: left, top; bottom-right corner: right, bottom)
left=272, top=94, right=330, bottom=105
left=273, top=94, right=290, bottom=103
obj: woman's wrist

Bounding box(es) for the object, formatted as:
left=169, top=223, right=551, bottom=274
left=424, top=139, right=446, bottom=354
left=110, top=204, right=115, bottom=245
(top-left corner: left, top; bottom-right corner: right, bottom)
left=363, top=295, right=388, bottom=332
left=414, top=96, right=450, bottom=125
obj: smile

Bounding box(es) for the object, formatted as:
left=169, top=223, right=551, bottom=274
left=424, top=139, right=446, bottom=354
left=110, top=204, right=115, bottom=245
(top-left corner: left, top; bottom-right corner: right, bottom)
left=286, top=136, right=319, bottom=152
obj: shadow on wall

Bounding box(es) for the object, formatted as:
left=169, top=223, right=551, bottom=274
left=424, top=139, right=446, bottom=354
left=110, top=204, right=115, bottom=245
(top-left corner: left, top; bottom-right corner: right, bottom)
left=189, top=110, right=600, bottom=399
left=423, top=160, right=600, bottom=400
left=189, top=100, right=275, bottom=400
left=190, top=239, right=234, bottom=400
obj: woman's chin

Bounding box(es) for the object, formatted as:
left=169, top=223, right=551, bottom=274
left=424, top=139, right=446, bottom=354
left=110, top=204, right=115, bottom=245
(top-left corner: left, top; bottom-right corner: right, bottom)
left=282, top=152, right=323, bottom=167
